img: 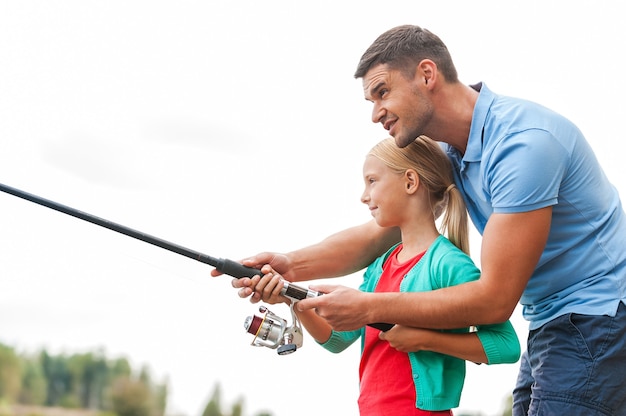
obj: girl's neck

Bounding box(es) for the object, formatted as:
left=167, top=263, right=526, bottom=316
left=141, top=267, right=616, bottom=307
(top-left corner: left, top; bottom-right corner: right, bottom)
left=397, top=223, right=440, bottom=263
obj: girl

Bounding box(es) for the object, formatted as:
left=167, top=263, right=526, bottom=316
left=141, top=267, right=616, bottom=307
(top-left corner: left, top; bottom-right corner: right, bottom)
left=256, top=136, right=520, bottom=415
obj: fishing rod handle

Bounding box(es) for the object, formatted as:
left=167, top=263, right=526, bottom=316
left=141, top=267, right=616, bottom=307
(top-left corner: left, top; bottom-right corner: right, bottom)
left=216, top=258, right=320, bottom=302
left=281, top=281, right=322, bottom=300
left=281, top=282, right=394, bottom=332
left=214, top=257, right=263, bottom=278
left=216, top=258, right=321, bottom=301
left=368, top=322, right=394, bottom=331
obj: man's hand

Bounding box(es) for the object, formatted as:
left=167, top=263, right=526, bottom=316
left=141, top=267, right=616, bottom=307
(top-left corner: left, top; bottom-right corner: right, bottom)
left=296, top=284, right=374, bottom=331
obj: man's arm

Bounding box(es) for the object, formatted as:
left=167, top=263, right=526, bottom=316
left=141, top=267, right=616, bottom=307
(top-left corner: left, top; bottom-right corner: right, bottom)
left=298, top=207, right=552, bottom=330
left=285, top=220, right=400, bottom=281
left=221, top=220, right=400, bottom=301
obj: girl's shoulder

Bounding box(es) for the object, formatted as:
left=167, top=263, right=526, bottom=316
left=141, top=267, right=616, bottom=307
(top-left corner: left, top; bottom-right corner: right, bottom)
left=421, top=236, right=481, bottom=287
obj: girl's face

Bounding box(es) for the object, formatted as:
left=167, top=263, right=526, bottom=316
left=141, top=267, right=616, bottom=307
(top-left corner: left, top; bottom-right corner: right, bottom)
left=361, top=155, right=408, bottom=228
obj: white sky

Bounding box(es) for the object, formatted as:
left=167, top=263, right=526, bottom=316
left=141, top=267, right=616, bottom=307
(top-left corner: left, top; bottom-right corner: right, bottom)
left=1, top=1, right=624, bottom=416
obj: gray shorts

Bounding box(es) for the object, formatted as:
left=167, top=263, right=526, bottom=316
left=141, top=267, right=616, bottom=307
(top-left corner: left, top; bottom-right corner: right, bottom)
left=512, top=302, right=626, bottom=415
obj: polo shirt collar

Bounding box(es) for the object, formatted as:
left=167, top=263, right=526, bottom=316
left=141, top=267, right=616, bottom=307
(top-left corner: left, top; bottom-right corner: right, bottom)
left=464, top=82, right=495, bottom=163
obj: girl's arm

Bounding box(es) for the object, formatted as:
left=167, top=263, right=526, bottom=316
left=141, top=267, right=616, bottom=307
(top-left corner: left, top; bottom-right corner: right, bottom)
left=380, top=320, right=520, bottom=365
left=294, top=308, right=332, bottom=344
left=381, top=326, right=489, bottom=363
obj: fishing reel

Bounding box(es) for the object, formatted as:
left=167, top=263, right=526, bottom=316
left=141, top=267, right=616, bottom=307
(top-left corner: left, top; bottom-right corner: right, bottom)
left=243, top=303, right=303, bottom=355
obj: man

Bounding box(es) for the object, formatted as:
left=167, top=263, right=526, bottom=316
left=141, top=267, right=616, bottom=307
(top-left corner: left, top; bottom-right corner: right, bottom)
left=219, top=25, right=626, bottom=415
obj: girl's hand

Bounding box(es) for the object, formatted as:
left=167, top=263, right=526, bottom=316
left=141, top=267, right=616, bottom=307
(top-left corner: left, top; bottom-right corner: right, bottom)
left=379, top=325, right=432, bottom=353
left=254, top=267, right=291, bottom=305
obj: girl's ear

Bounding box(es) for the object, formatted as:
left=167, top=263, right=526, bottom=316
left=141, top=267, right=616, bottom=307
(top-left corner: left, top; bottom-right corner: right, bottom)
left=405, top=170, right=420, bottom=194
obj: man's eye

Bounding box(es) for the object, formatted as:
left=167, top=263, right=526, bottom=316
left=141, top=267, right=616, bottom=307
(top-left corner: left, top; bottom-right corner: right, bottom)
left=379, top=89, right=388, bottom=98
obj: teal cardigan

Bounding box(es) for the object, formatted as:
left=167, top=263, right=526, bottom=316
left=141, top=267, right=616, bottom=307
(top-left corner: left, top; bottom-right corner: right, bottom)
left=319, top=235, right=521, bottom=411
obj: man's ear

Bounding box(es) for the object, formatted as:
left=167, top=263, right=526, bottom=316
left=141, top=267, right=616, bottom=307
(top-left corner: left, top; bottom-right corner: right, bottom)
left=416, top=59, right=438, bottom=89
left=405, top=170, right=420, bottom=194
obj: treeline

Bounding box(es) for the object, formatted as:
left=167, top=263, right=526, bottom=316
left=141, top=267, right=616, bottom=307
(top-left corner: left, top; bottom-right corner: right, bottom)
left=201, top=385, right=272, bottom=416
left=0, top=343, right=166, bottom=416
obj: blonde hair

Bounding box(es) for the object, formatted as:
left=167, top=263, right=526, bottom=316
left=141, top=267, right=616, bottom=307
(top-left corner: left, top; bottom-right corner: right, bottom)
left=368, top=136, right=469, bottom=254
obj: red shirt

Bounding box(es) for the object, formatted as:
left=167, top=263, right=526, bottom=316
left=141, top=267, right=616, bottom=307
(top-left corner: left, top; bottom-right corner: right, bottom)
left=358, top=244, right=452, bottom=416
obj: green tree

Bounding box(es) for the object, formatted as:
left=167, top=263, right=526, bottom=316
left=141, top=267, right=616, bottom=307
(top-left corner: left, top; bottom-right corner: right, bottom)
left=106, top=366, right=167, bottom=416
left=201, top=384, right=271, bottom=416
left=230, top=397, right=243, bottom=416
left=66, top=350, right=111, bottom=409
left=66, top=352, right=90, bottom=408
left=110, top=357, right=132, bottom=379
left=0, top=344, right=21, bottom=403
left=40, top=349, right=71, bottom=407
left=19, top=355, right=47, bottom=405
left=202, top=384, right=222, bottom=416
left=109, top=376, right=152, bottom=416
left=152, top=377, right=168, bottom=416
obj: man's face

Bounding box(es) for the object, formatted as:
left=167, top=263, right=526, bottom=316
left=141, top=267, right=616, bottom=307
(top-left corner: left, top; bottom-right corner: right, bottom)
left=362, top=63, right=433, bottom=148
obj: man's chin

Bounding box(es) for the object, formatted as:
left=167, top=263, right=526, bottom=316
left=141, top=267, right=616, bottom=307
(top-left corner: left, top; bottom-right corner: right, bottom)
left=393, top=135, right=417, bottom=148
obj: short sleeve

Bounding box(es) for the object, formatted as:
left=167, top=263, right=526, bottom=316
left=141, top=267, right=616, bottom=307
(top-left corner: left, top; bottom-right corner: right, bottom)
left=485, top=129, right=569, bottom=213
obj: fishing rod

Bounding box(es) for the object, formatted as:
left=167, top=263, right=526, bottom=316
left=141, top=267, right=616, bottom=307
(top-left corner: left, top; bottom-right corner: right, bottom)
left=0, top=182, right=393, bottom=354
left=0, top=182, right=319, bottom=298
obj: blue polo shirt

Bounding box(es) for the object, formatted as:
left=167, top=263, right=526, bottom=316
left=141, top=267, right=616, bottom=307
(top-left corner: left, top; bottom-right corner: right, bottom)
left=444, top=83, right=626, bottom=329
